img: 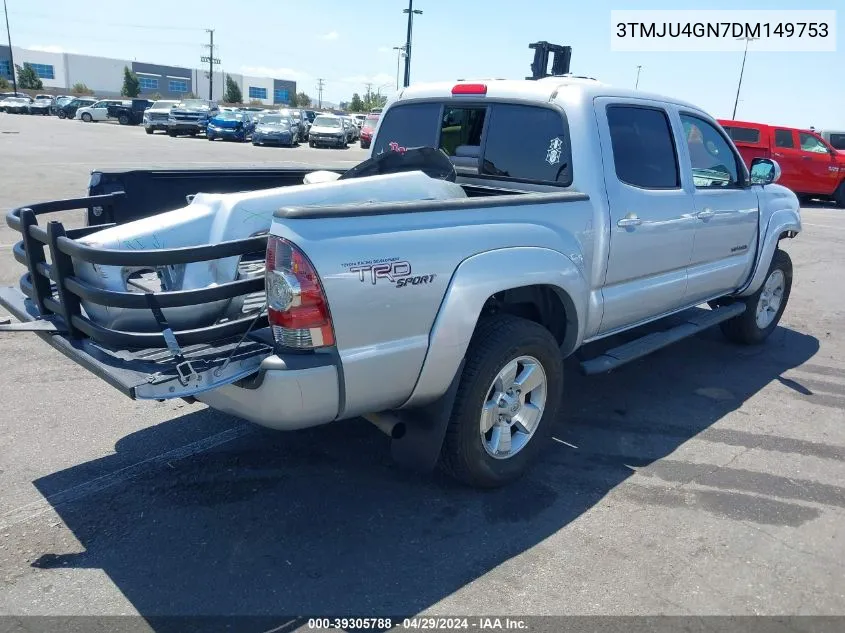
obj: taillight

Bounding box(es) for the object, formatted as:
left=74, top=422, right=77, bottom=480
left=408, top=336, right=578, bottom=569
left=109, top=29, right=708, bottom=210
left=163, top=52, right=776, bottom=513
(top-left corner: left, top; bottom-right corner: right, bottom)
left=265, top=236, right=335, bottom=349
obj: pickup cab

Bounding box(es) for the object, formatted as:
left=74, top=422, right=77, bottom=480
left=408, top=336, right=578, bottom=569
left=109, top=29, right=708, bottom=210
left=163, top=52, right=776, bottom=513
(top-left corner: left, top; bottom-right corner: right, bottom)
left=0, top=76, right=801, bottom=488
left=718, top=119, right=845, bottom=206
left=107, top=98, right=153, bottom=125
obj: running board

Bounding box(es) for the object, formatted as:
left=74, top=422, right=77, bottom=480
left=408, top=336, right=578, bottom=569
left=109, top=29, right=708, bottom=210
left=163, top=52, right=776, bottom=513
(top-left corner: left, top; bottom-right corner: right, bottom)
left=580, top=303, right=746, bottom=375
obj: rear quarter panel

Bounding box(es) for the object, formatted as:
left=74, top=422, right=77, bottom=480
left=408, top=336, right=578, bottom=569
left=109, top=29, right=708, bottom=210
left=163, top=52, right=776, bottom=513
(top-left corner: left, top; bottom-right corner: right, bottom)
left=272, top=197, right=596, bottom=418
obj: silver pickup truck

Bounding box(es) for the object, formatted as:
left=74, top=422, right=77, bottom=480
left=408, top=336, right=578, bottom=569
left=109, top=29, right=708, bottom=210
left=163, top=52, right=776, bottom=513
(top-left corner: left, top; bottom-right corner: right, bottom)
left=1, top=75, right=801, bottom=488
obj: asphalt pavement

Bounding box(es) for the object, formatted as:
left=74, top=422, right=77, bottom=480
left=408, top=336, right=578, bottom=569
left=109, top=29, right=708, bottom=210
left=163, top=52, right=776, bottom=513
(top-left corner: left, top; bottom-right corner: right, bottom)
left=0, top=114, right=843, bottom=627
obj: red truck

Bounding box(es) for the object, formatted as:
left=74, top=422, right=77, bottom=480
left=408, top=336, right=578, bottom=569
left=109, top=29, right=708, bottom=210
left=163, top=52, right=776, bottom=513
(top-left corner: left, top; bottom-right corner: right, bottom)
left=718, top=119, right=845, bottom=207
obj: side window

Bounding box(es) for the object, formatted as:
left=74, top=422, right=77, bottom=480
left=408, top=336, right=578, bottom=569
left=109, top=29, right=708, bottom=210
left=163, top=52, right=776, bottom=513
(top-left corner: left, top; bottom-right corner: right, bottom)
left=680, top=114, right=741, bottom=189
left=481, top=104, right=572, bottom=185
left=829, top=134, right=845, bottom=150
left=371, top=103, right=441, bottom=156
left=439, top=107, right=486, bottom=157
left=774, top=129, right=795, bottom=148
left=799, top=132, right=829, bottom=154
left=606, top=105, right=679, bottom=189
left=723, top=125, right=760, bottom=144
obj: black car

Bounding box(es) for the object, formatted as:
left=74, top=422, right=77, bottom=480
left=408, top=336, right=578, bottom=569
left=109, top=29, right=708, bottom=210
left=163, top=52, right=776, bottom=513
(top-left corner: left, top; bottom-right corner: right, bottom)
left=28, top=96, right=55, bottom=115
left=107, top=99, right=153, bottom=125
left=56, top=97, right=97, bottom=119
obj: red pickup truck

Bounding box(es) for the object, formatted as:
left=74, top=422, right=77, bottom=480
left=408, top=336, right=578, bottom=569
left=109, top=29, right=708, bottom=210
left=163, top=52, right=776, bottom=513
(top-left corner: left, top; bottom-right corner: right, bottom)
left=718, top=119, right=845, bottom=207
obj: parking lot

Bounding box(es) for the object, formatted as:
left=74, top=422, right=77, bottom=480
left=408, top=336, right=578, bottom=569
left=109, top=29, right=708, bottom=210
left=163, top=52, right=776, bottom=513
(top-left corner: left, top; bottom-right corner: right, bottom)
left=0, top=114, right=844, bottom=623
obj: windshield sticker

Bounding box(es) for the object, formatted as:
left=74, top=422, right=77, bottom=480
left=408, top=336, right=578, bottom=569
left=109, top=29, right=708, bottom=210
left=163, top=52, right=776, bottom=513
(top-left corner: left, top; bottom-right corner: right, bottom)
left=546, top=137, right=564, bottom=166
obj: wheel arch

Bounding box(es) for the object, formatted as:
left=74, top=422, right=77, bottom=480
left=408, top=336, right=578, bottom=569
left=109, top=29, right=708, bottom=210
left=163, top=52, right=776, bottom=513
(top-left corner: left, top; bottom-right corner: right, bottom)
left=736, top=206, right=801, bottom=298
left=399, top=246, right=588, bottom=410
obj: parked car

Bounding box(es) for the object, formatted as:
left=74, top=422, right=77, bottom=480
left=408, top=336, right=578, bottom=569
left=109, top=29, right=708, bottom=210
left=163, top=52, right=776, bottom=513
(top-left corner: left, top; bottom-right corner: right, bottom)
left=0, top=68, right=802, bottom=489
left=252, top=114, right=298, bottom=147
left=351, top=113, right=367, bottom=128
left=277, top=108, right=307, bottom=141
left=75, top=99, right=125, bottom=122
left=817, top=129, right=845, bottom=151
left=108, top=98, right=153, bottom=125
left=340, top=116, right=359, bottom=142
left=359, top=113, right=379, bottom=149
left=718, top=119, right=845, bottom=207
left=28, top=96, right=55, bottom=115
left=56, top=97, right=97, bottom=119
left=52, top=96, right=75, bottom=115
left=3, top=96, right=33, bottom=114
left=142, top=100, right=178, bottom=134
left=206, top=111, right=256, bottom=142
left=308, top=114, right=348, bottom=148
left=167, top=99, right=218, bottom=137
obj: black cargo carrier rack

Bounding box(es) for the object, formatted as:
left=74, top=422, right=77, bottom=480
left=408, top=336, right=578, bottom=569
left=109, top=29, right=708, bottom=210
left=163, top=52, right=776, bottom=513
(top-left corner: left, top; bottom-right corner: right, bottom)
left=0, top=193, right=274, bottom=400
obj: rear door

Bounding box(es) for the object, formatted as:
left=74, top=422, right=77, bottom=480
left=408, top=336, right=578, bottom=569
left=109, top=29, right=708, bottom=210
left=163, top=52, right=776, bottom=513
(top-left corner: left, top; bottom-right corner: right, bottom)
left=797, top=131, right=840, bottom=195
left=678, top=112, right=759, bottom=302
left=594, top=99, right=697, bottom=334
left=770, top=128, right=805, bottom=192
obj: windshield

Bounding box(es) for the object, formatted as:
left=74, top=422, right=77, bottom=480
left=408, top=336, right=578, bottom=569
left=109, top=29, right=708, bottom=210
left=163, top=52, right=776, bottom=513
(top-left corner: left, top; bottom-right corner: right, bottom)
left=35, top=97, right=53, bottom=102
left=178, top=100, right=210, bottom=109
left=362, top=117, right=379, bottom=130
left=314, top=116, right=341, bottom=128
left=216, top=112, right=247, bottom=121
left=259, top=115, right=289, bottom=126
left=151, top=100, right=176, bottom=109
left=56, top=97, right=73, bottom=105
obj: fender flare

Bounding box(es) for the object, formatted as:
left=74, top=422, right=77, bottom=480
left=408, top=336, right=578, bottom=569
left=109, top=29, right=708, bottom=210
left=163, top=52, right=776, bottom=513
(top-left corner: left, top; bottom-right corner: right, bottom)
left=400, top=247, right=589, bottom=409
left=736, top=208, right=801, bottom=298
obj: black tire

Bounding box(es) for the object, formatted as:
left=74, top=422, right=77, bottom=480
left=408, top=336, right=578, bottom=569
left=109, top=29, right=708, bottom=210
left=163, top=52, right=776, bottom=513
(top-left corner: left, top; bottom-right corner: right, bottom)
left=834, top=182, right=845, bottom=208
left=168, top=131, right=177, bottom=137
left=717, top=249, right=792, bottom=345
left=145, top=128, right=154, bottom=135
left=57, top=110, right=67, bottom=119
left=81, top=113, right=92, bottom=123
left=118, top=114, right=130, bottom=125
left=439, top=314, right=563, bottom=488
left=309, top=140, right=315, bottom=148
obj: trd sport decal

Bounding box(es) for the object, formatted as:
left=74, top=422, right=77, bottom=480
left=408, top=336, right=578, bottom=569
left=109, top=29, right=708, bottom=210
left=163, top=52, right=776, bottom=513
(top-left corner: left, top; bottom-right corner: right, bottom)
left=343, top=259, right=436, bottom=288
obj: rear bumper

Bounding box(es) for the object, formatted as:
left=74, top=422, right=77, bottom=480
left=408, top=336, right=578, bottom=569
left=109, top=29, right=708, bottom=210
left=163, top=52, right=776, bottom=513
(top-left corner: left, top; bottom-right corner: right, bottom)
left=196, top=353, right=340, bottom=430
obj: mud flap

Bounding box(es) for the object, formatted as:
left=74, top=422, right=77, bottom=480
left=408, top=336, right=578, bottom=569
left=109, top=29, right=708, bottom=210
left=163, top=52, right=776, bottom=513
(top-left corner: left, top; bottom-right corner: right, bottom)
left=390, top=359, right=466, bottom=473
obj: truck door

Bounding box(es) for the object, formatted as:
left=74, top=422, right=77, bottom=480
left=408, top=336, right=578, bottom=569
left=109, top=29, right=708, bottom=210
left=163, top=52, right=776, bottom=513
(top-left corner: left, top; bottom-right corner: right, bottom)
left=594, top=99, right=697, bottom=334
left=678, top=113, right=759, bottom=302
left=770, top=128, right=804, bottom=193
left=797, top=132, right=840, bottom=196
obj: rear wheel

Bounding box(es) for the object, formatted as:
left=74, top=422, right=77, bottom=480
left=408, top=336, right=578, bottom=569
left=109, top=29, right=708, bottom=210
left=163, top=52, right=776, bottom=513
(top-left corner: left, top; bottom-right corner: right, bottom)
left=118, top=114, right=130, bottom=125
left=167, top=131, right=177, bottom=137
left=439, top=314, right=563, bottom=488
left=716, top=249, right=792, bottom=345
left=57, top=110, right=67, bottom=119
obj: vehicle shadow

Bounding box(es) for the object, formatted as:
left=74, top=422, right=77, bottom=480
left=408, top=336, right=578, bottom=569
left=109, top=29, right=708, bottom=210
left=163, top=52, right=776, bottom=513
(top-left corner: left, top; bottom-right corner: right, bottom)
left=27, top=325, right=822, bottom=626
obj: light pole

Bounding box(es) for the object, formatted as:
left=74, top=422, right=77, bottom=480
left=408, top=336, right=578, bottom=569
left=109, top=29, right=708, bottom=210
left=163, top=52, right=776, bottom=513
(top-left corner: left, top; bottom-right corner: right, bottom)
left=402, top=0, right=422, bottom=87
left=635, top=65, right=642, bottom=89
left=732, top=36, right=758, bottom=119
left=3, top=0, right=17, bottom=94
left=393, top=46, right=406, bottom=90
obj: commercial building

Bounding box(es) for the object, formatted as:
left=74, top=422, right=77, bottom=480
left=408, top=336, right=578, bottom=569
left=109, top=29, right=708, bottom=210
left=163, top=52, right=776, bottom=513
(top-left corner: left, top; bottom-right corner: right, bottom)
left=0, top=45, right=296, bottom=106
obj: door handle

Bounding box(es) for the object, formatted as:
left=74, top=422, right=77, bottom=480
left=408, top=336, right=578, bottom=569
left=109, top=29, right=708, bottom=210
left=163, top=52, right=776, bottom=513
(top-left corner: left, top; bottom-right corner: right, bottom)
left=696, top=208, right=715, bottom=220
left=617, top=215, right=642, bottom=228
left=802, top=156, right=812, bottom=161
left=773, top=152, right=784, bottom=158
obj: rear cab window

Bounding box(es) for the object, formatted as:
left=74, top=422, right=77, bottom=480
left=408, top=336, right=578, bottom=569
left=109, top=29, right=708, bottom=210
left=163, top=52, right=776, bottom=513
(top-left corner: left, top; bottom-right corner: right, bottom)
left=371, top=100, right=573, bottom=186
left=722, top=125, right=760, bottom=144
left=829, top=134, right=845, bottom=150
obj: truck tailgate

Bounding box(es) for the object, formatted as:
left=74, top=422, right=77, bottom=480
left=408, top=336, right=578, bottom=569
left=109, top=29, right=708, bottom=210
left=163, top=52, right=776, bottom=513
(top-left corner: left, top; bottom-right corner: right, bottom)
left=0, top=285, right=273, bottom=400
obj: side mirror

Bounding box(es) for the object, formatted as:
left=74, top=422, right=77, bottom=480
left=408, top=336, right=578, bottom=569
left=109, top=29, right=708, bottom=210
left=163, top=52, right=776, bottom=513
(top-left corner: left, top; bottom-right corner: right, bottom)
left=750, top=158, right=781, bottom=186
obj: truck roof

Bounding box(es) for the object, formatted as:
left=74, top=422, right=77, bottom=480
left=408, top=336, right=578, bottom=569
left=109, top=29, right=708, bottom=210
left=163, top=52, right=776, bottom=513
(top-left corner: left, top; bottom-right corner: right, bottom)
left=394, top=76, right=704, bottom=113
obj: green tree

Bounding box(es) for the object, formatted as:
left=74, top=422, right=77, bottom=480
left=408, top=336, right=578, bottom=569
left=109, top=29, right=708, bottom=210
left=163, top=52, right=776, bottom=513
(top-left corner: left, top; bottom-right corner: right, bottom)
left=224, top=74, right=242, bottom=104
left=71, top=82, right=94, bottom=95
left=349, top=93, right=364, bottom=112
left=0, top=76, right=9, bottom=90
left=16, top=63, right=43, bottom=90
left=149, top=92, right=163, bottom=100
left=295, top=92, right=311, bottom=107
left=120, top=66, right=140, bottom=97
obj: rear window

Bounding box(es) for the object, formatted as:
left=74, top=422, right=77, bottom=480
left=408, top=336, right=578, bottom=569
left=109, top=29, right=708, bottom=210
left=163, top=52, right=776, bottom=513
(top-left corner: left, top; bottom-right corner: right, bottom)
left=828, top=134, right=845, bottom=150
left=372, top=101, right=572, bottom=185
left=723, top=125, right=760, bottom=144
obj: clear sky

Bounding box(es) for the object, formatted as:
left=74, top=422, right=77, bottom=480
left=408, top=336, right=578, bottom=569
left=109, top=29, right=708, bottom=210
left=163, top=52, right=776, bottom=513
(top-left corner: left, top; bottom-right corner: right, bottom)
left=2, top=0, right=842, bottom=128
